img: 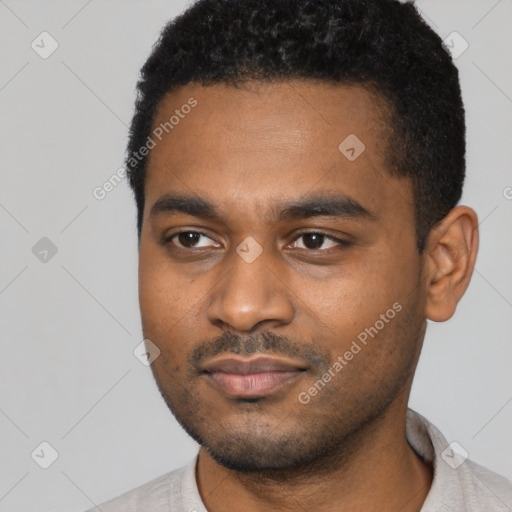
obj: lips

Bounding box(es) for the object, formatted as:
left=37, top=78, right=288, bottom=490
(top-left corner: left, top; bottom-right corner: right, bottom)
left=201, top=356, right=307, bottom=398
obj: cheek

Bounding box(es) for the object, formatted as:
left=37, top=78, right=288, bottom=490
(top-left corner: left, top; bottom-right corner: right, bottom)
left=293, top=248, right=421, bottom=357
left=138, top=243, right=183, bottom=337
left=139, top=262, right=169, bottom=330
left=138, top=244, right=213, bottom=363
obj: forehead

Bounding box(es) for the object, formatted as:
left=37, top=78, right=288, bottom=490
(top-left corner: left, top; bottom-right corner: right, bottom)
left=144, top=80, right=411, bottom=224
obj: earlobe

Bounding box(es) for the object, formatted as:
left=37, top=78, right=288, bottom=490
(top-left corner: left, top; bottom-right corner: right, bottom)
left=424, top=206, right=479, bottom=322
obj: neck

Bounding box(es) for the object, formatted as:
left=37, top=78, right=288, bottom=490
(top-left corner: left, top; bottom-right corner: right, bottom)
left=196, top=399, right=433, bottom=512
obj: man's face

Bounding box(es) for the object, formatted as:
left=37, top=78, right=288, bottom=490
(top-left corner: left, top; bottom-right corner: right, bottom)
left=139, top=81, right=427, bottom=472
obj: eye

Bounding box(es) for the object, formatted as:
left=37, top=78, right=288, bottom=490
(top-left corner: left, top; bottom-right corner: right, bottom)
left=168, top=230, right=220, bottom=249
left=289, top=232, right=347, bottom=251
left=165, top=230, right=349, bottom=252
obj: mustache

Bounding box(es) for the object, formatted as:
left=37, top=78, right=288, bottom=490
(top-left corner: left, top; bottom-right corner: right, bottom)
left=188, top=330, right=330, bottom=371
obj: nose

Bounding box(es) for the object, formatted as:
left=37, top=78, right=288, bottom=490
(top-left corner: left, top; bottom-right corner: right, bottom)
left=206, top=247, right=295, bottom=332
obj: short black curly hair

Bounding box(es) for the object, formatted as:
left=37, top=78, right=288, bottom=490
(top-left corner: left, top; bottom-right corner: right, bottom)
left=126, top=0, right=465, bottom=252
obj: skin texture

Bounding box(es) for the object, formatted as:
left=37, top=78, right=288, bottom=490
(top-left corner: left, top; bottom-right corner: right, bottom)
left=138, top=80, right=479, bottom=512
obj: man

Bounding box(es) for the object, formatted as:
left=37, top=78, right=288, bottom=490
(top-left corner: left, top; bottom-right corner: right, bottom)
left=90, top=0, right=512, bottom=510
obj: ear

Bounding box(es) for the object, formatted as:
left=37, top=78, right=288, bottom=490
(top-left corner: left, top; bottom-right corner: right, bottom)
left=424, top=206, right=479, bottom=322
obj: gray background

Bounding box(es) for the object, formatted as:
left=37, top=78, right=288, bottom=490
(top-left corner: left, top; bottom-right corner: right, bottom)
left=0, top=0, right=511, bottom=510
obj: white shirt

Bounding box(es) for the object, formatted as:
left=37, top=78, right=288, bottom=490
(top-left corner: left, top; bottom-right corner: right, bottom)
left=88, top=409, right=512, bottom=511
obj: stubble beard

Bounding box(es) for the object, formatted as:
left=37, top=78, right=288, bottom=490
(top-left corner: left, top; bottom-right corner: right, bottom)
left=149, top=308, right=424, bottom=482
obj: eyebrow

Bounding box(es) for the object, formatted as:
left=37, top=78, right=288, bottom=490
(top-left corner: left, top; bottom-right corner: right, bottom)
left=149, top=193, right=376, bottom=223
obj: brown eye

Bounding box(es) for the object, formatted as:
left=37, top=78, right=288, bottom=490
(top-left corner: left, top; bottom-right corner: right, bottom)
left=169, top=231, right=219, bottom=249
left=291, top=232, right=344, bottom=251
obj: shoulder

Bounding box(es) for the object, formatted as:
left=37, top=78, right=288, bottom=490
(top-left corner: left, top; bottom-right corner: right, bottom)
left=406, top=409, right=512, bottom=511
left=459, top=458, right=512, bottom=510
left=84, top=465, right=186, bottom=512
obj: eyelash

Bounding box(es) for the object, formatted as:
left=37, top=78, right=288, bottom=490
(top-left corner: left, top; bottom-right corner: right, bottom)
left=164, top=230, right=350, bottom=253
